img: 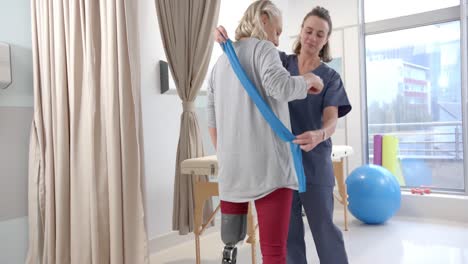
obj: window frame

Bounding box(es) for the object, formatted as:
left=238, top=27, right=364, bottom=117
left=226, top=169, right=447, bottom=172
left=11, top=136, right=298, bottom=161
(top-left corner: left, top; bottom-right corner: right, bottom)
left=359, top=3, right=468, bottom=195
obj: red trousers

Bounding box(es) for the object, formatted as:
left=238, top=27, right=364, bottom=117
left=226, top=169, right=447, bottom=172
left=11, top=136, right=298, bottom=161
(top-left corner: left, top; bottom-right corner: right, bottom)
left=220, top=188, right=293, bottom=264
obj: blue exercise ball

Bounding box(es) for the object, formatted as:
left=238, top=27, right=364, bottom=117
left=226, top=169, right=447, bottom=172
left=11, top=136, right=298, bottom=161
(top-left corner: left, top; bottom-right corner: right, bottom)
left=346, top=164, right=401, bottom=224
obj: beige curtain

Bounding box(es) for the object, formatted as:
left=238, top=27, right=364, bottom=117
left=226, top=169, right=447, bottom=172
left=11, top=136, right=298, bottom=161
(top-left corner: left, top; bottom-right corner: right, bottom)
left=26, top=0, right=148, bottom=263
left=155, top=0, right=220, bottom=235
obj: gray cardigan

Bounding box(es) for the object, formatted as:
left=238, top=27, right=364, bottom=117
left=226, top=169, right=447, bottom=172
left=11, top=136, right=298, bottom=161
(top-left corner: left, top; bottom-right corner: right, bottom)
left=206, top=38, right=308, bottom=202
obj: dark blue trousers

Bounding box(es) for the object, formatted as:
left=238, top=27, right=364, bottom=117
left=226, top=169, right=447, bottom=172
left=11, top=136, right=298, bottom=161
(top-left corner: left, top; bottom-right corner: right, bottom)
left=287, top=185, right=348, bottom=264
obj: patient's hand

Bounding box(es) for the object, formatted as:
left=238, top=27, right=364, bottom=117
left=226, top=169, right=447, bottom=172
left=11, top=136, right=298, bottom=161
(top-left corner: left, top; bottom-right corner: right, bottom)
left=303, top=73, right=324, bottom=94
left=214, top=25, right=229, bottom=43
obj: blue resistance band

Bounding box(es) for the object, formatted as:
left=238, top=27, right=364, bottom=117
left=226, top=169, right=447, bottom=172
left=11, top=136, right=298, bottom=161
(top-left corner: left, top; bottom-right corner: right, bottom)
left=221, top=39, right=306, bottom=193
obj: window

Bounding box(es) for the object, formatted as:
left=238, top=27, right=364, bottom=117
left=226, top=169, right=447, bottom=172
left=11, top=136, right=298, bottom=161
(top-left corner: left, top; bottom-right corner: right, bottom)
left=364, top=3, right=466, bottom=192
left=364, top=0, right=459, bottom=22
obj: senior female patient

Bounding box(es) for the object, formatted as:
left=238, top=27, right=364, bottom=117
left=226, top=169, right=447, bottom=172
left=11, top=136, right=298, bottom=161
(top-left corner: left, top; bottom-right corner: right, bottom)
left=206, top=1, right=323, bottom=263
left=215, top=6, right=352, bottom=264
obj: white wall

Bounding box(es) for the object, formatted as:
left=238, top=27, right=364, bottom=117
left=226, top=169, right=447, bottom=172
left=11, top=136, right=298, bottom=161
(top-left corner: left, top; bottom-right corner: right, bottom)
left=0, top=217, right=29, bottom=264
left=0, top=0, right=34, bottom=107
left=0, top=108, right=31, bottom=220
left=139, top=0, right=180, bottom=240
left=0, top=0, right=33, bottom=262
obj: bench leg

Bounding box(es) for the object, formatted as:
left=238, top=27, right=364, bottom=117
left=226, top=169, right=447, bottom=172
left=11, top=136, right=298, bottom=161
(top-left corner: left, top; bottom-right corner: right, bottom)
left=195, top=232, right=201, bottom=264
left=193, top=180, right=219, bottom=263
left=333, top=160, right=349, bottom=231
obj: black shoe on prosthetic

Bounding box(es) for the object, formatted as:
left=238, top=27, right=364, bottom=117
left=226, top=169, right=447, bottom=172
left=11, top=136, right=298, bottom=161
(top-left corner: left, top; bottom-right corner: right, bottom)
left=222, top=245, right=237, bottom=264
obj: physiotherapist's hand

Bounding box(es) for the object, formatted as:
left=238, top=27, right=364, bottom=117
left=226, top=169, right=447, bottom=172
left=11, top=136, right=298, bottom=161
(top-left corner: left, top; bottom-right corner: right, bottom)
left=303, top=73, right=323, bottom=95
left=214, top=25, right=229, bottom=43
left=293, top=130, right=323, bottom=152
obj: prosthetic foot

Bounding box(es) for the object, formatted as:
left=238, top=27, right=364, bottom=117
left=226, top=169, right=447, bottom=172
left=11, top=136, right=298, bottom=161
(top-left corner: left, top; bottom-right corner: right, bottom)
left=221, top=214, right=247, bottom=264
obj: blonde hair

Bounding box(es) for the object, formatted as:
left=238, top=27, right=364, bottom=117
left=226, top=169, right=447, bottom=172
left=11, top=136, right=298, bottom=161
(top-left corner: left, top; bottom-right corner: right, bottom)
left=235, top=0, right=281, bottom=41
left=293, top=6, right=333, bottom=62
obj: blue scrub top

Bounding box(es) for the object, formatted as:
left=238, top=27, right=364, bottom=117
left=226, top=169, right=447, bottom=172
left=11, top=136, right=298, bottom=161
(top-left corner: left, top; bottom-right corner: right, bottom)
left=279, top=52, right=352, bottom=186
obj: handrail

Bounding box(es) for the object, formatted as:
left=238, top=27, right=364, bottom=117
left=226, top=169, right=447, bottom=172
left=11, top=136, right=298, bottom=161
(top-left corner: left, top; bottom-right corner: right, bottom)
left=368, top=121, right=464, bottom=160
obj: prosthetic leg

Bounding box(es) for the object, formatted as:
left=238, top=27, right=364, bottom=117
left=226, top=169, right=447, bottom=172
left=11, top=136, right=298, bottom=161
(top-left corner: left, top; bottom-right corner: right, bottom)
left=221, top=214, right=247, bottom=264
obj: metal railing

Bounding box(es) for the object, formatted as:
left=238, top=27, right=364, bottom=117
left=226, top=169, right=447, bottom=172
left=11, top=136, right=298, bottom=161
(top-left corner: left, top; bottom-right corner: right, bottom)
left=368, top=121, right=464, bottom=160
